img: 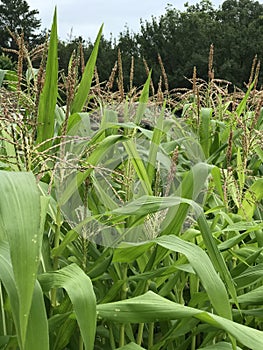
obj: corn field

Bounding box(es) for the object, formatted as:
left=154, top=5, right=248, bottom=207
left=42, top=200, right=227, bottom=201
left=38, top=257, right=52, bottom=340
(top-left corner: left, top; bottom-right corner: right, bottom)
left=0, top=10, right=263, bottom=350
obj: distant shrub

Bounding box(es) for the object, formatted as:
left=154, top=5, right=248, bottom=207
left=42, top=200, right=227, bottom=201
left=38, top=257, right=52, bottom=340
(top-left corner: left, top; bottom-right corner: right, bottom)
left=0, top=53, right=15, bottom=70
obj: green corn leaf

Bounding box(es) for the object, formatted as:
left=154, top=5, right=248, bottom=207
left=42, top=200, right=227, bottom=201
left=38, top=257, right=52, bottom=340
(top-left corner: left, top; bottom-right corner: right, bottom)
left=197, top=213, right=238, bottom=310
left=25, top=281, right=49, bottom=350
left=116, top=343, right=146, bottom=350
left=51, top=229, right=78, bottom=257
left=0, top=69, right=17, bottom=90
left=234, top=285, right=263, bottom=305
left=198, top=343, right=242, bottom=350
left=0, top=129, right=21, bottom=171
left=231, top=248, right=263, bottom=278
left=0, top=172, right=46, bottom=348
left=147, top=106, right=164, bottom=186
left=161, top=162, right=212, bottom=236
left=134, top=71, right=152, bottom=125
left=0, top=242, right=49, bottom=350
left=238, top=179, right=263, bottom=220
left=199, top=108, right=212, bottom=158
left=211, top=166, right=224, bottom=201
left=97, top=291, right=263, bottom=349
left=92, top=174, right=119, bottom=210
left=113, top=241, right=153, bottom=263
left=124, top=139, right=153, bottom=195
left=233, top=263, right=263, bottom=289
left=155, top=235, right=231, bottom=320
left=111, top=195, right=202, bottom=217
left=36, top=8, right=58, bottom=151
left=114, top=234, right=231, bottom=319
left=70, top=25, right=103, bottom=114
left=58, top=134, right=126, bottom=206
left=39, top=263, right=96, bottom=350
left=0, top=241, right=20, bottom=344
left=255, top=144, right=263, bottom=162
left=236, top=81, right=254, bottom=117
left=236, top=147, right=245, bottom=191
left=218, top=231, right=250, bottom=251
left=88, top=252, right=112, bottom=279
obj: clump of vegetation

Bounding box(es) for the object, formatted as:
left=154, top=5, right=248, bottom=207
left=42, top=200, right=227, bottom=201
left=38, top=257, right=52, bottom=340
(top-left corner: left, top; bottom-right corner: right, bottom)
left=0, top=8, right=263, bottom=350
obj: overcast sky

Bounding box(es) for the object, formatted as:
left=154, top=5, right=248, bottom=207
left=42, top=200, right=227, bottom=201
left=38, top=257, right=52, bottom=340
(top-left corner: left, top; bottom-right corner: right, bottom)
left=26, top=0, right=224, bottom=42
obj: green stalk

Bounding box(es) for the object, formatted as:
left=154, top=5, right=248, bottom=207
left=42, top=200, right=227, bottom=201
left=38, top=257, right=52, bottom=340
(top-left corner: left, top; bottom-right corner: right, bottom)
left=136, top=323, right=144, bottom=345
left=79, top=336, right=83, bottom=350
left=119, top=263, right=128, bottom=347
left=51, top=206, right=62, bottom=308
left=0, top=282, right=6, bottom=335
left=255, top=230, right=263, bottom=247
left=191, top=335, right=196, bottom=350
left=119, top=324, right=125, bottom=347
left=148, top=322, right=154, bottom=349
left=109, top=324, right=116, bottom=349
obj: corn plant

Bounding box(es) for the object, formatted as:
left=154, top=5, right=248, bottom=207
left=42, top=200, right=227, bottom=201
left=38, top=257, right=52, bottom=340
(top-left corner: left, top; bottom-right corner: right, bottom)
left=0, top=8, right=263, bottom=350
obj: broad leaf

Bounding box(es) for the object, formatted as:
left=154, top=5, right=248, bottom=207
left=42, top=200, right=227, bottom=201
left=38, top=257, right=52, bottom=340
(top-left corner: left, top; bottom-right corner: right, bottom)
left=39, top=264, right=96, bottom=350
left=0, top=172, right=46, bottom=348
left=97, top=291, right=263, bottom=349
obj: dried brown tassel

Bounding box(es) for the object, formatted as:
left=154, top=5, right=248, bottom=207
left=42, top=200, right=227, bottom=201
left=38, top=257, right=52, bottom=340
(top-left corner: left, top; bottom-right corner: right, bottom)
left=157, top=76, right=163, bottom=104
left=165, top=147, right=179, bottom=197
left=253, top=60, right=260, bottom=92
left=94, top=65, right=100, bottom=93
left=129, top=55, right=134, bottom=92
left=208, top=44, right=214, bottom=82
left=106, top=60, right=117, bottom=91
left=192, top=66, right=197, bottom=96
left=143, top=57, right=155, bottom=95
left=17, top=32, right=24, bottom=93
left=117, top=48, right=124, bottom=100
left=62, top=50, right=78, bottom=136
left=248, top=55, right=257, bottom=87
left=158, top=53, right=169, bottom=93
left=251, top=91, right=263, bottom=131
left=226, top=128, right=233, bottom=168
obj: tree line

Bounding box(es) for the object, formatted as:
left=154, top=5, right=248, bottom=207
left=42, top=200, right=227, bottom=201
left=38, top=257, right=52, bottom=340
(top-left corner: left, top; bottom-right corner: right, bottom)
left=1, top=0, right=263, bottom=90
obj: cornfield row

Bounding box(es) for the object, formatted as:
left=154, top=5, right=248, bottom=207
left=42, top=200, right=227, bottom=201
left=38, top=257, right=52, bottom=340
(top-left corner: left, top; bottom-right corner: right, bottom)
left=0, top=10, right=263, bottom=350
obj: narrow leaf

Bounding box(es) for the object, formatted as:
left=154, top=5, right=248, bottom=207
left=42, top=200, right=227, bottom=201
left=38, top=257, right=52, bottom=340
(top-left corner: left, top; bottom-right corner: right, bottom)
left=124, top=139, right=153, bottom=195
left=134, top=71, right=152, bottom=125
left=238, top=179, right=263, bottom=220
left=36, top=8, right=58, bottom=150
left=71, top=25, right=103, bottom=114
left=199, top=108, right=212, bottom=158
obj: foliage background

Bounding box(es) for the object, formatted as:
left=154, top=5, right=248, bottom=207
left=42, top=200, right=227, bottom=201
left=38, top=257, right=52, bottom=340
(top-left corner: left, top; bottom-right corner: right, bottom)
left=1, top=0, right=263, bottom=89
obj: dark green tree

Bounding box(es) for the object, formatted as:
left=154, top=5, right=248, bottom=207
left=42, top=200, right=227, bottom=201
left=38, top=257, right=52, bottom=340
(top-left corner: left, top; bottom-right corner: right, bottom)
left=0, top=0, right=41, bottom=53
left=215, top=0, right=263, bottom=86
left=134, top=0, right=263, bottom=89
left=136, top=0, right=218, bottom=88
left=57, top=0, right=263, bottom=92
left=117, top=28, right=146, bottom=90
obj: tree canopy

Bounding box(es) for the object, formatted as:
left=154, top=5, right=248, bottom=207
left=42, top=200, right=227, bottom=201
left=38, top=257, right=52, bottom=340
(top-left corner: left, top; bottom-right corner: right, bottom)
left=0, top=0, right=41, bottom=52
left=2, top=0, right=263, bottom=90
left=81, top=0, right=263, bottom=90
